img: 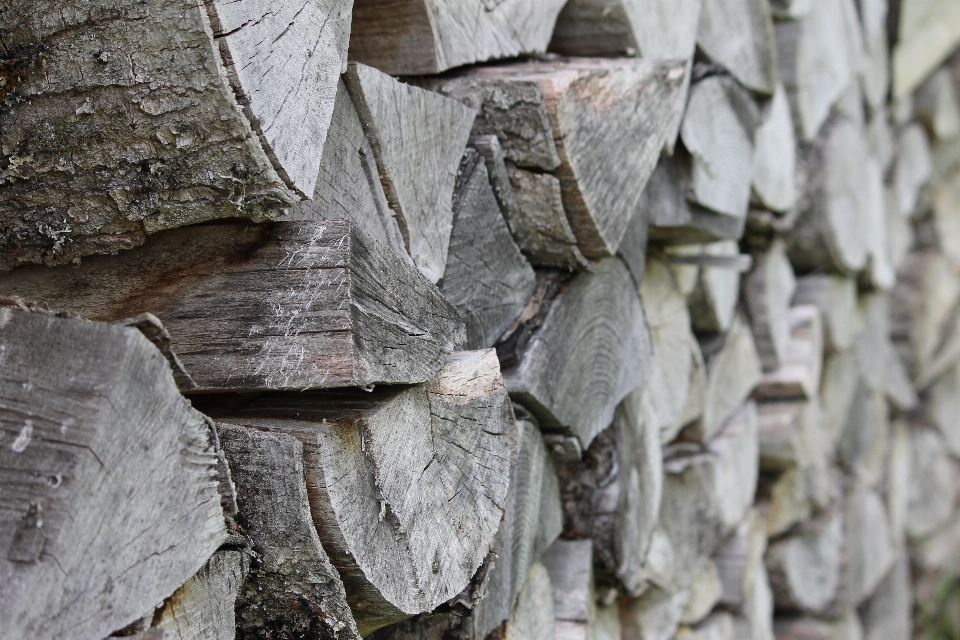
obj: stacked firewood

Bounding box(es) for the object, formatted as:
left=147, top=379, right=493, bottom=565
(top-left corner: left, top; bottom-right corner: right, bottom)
left=1, top=0, right=959, bottom=639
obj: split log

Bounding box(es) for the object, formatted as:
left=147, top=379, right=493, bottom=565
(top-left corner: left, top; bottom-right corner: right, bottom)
left=927, top=362, right=960, bottom=455
left=786, top=118, right=872, bottom=274
left=698, top=316, right=763, bottom=442
left=915, top=69, right=960, bottom=141
left=152, top=550, right=249, bottom=640
left=681, top=75, right=758, bottom=220
left=712, top=511, right=775, bottom=640
left=0, top=220, right=462, bottom=392
left=425, top=58, right=689, bottom=258
left=753, top=84, right=800, bottom=214
left=772, top=615, right=861, bottom=640
left=841, top=483, right=897, bottom=606
left=860, top=555, right=912, bottom=640
left=440, top=149, right=537, bottom=350
left=0, top=0, right=351, bottom=270
left=504, top=562, right=556, bottom=640
left=820, top=349, right=863, bottom=445
left=282, top=80, right=409, bottom=264
left=932, top=169, right=960, bottom=272
left=0, top=307, right=227, bottom=640
left=348, top=0, right=567, bottom=75
left=697, top=0, right=779, bottom=95
left=619, top=209, right=651, bottom=287
left=792, top=274, right=860, bottom=353
left=858, top=0, right=891, bottom=112
left=745, top=240, right=797, bottom=372
left=834, top=79, right=866, bottom=127
left=640, top=256, right=704, bottom=442
left=197, top=350, right=516, bottom=636
left=891, top=0, right=960, bottom=99
left=667, top=241, right=745, bottom=334
left=681, top=557, right=723, bottom=625
left=541, top=539, right=597, bottom=640
left=885, top=420, right=912, bottom=549
left=344, top=63, right=476, bottom=283
left=217, top=425, right=360, bottom=640
left=594, top=600, right=623, bottom=640
left=892, top=124, right=934, bottom=218
left=756, top=401, right=833, bottom=511
left=909, top=511, right=960, bottom=604
left=863, top=159, right=896, bottom=291
left=677, top=613, right=736, bottom=640
left=621, top=586, right=691, bottom=640
left=503, top=257, right=652, bottom=450
left=645, top=151, right=749, bottom=245
left=765, top=509, right=844, bottom=615
left=836, top=382, right=889, bottom=485
left=471, top=135, right=588, bottom=270
left=755, top=306, right=824, bottom=401
left=774, top=0, right=863, bottom=139
left=557, top=387, right=663, bottom=596
left=762, top=466, right=812, bottom=537
left=905, top=426, right=959, bottom=539
left=885, top=187, right=915, bottom=274
left=868, top=112, right=897, bottom=173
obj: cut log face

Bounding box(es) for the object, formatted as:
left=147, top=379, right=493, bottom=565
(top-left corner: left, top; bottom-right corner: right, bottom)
left=860, top=555, right=912, bottom=640
left=0, top=308, right=227, bottom=640
left=915, top=69, right=960, bottom=141
left=668, top=241, right=744, bottom=335
left=770, top=0, right=813, bottom=18
left=745, top=240, right=798, bottom=372
left=928, top=362, right=960, bottom=456
left=842, top=483, right=897, bottom=605
left=765, top=509, right=843, bottom=615
left=441, top=149, right=537, bottom=350
left=344, top=63, right=477, bottom=283
left=859, top=0, right=890, bottom=112
left=681, top=556, right=723, bottom=625
left=541, top=539, right=597, bottom=632
left=863, top=159, right=896, bottom=291
left=763, top=466, right=813, bottom=537
left=712, top=511, right=774, bottom=640
left=426, top=58, right=689, bottom=258
left=0, top=0, right=351, bottom=270
left=755, top=305, right=824, bottom=401
left=677, top=612, right=736, bottom=640
left=792, top=274, right=860, bottom=353
left=933, top=169, right=960, bottom=273
left=621, top=586, right=691, bottom=640
left=197, top=350, right=516, bottom=636
left=753, top=84, right=800, bottom=213
left=217, top=425, right=360, bottom=640
left=503, top=257, right=652, bottom=449
left=906, top=426, right=959, bottom=539
left=504, top=562, right=556, bottom=640
left=786, top=118, right=871, bottom=273
left=700, top=316, right=764, bottom=442
left=892, top=0, right=960, bottom=99
left=886, top=421, right=912, bottom=549
left=892, top=124, right=934, bottom=217
left=282, top=80, right=410, bottom=264
left=836, top=382, right=889, bottom=485
left=348, top=0, right=568, bottom=75
left=681, top=76, right=757, bottom=220
left=697, top=0, right=779, bottom=95
left=0, top=220, right=463, bottom=392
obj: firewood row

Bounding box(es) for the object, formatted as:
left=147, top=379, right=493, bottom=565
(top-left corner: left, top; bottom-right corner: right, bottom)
left=1, top=0, right=959, bottom=639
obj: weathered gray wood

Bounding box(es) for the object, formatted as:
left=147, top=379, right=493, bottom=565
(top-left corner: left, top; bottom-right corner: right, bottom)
left=697, top=0, right=779, bottom=95
left=891, top=0, right=960, bottom=99
left=681, top=75, right=757, bottom=220
left=712, top=511, right=775, bottom=640
left=745, top=240, right=797, bottom=372
left=892, top=124, right=934, bottom=218
left=344, top=63, right=476, bottom=283
left=668, top=242, right=744, bottom=334
left=755, top=306, right=824, bottom=401
left=281, top=80, right=410, bottom=264
left=0, top=220, right=462, bottom=392
left=348, top=0, right=568, bottom=75
left=425, top=58, right=689, bottom=258
left=541, top=539, right=596, bottom=638
left=152, top=550, right=249, bottom=640
left=786, top=118, right=872, bottom=273
left=836, top=382, right=889, bottom=485
left=858, top=0, right=891, bottom=112
left=868, top=111, right=897, bottom=173
left=619, top=209, right=651, bottom=287
left=198, top=350, right=515, bottom=636
left=762, top=466, right=812, bottom=537
left=503, top=257, right=652, bottom=449
left=886, top=420, right=912, bottom=549
left=621, top=586, right=691, bottom=640
left=819, top=349, right=862, bottom=446
left=0, top=0, right=351, bottom=270
left=681, top=557, right=723, bottom=625
left=860, top=555, right=912, bottom=640
left=677, top=613, right=737, bottom=640
left=885, top=187, right=915, bottom=275
left=863, top=158, right=896, bottom=291
left=440, top=149, right=537, bottom=350
left=792, top=275, right=860, bottom=353
left=753, top=84, right=799, bottom=214
left=217, top=425, right=360, bottom=640
left=933, top=169, right=960, bottom=274
left=927, top=361, right=960, bottom=456
left=698, top=316, right=763, bottom=442
left=916, top=68, right=960, bottom=141
left=841, top=483, right=897, bottom=606
left=0, top=307, right=227, bottom=640
left=504, top=562, right=556, bottom=640
left=906, top=426, right=959, bottom=539
left=765, top=508, right=843, bottom=615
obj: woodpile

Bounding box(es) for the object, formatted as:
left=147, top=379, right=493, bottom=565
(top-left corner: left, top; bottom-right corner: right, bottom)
left=2, top=1, right=960, bottom=639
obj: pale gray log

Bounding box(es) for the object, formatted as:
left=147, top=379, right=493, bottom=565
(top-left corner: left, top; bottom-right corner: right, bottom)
left=892, top=124, right=934, bottom=217
left=786, top=118, right=872, bottom=273
left=886, top=420, right=912, bottom=549
left=792, top=274, right=860, bottom=352
left=217, top=425, right=359, bottom=640
left=472, top=136, right=588, bottom=270
left=504, top=562, right=556, bottom=640
left=0, top=220, right=462, bottom=391
left=0, top=308, right=226, bottom=640
left=621, top=587, right=691, bottom=640
left=820, top=349, right=861, bottom=446
left=681, top=76, right=757, bottom=219
left=0, top=0, right=350, bottom=269
left=867, top=111, right=897, bottom=172
left=906, top=426, right=959, bottom=538
left=503, top=257, right=652, bottom=449
left=837, top=382, right=889, bottom=485
left=933, top=169, right=960, bottom=272
left=344, top=63, right=477, bottom=283
left=915, top=69, right=960, bottom=141
left=668, top=242, right=743, bottom=334
left=542, top=539, right=596, bottom=627
left=860, top=555, right=912, bottom=640
left=852, top=292, right=892, bottom=394
left=765, top=508, right=843, bottom=615
left=681, top=557, right=723, bottom=625
left=745, top=240, right=797, bottom=372
left=619, top=209, right=651, bottom=287
left=697, top=0, right=779, bottom=94
left=752, top=84, right=799, bottom=213
left=841, top=483, right=897, bottom=606
left=282, top=80, right=410, bottom=264
left=348, top=0, right=567, bottom=75
left=858, top=0, right=890, bottom=111
left=712, top=511, right=774, bottom=640
left=928, top=362, right=960, bottom=456
left=154, top=550, right=249, bottom=640
left=425, top=58, right=689, bottom=258
left=198, top=350, right=515, bottom=636
left=441, top=150, right=537, bottom=350
left=891, top=0, right=960, bottom=99
left=699, top=316, right=763, bottom=442
left=763, top=467, right=812, bottom=537
left=886, top=187, right=915, bottom=274
left=755, top=305, right=824, bottom=401
left=863, top=160, right=896, bottom=291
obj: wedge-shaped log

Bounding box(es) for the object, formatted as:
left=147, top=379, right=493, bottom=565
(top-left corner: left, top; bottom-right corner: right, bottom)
left=932, top=169, right=960, bottom=273
left=892, top=0, right=960, bottom=99
left=841, top=483, right=897, bottom=606
left=892, top=124, right=933, bottom=218
left=915, top=69, right=960, bottom=142
left=755, top=306, right=824, bottom=401
left=197, top=350, right=515, bottom=636
left=441, top=149, right=537, bottom=350
left=621, top=586, right=691, bottom=640
left=503, top=562, right=556, bottom=640
left=344, top=64, right=476, bottom=283
left=860, top=555, right=912, bottom=640
left=504, top=257, right=652, bottom=449
left=667, top=241, right=745, bottom=335
left=786, top=118, right=872, bottom=274
left=217, top=425, right=360, bottom=640
left=541, top=539, right=597, bottom=640
left=0, top=0, right=351, bottom=270
left=905, top=426, right=959, bottom=539
left=0, top=220, right=462, bottom=392
left=697, top=0, right=779, bottom=95
left=792, top=274, right=860, bottom=352
left=836, top=382, right=889, bottom=485
left=698, top=316, right=763, bottom=442
left=348, top=0, right=568, bottom=76
left=681, top=557, right=723, bottom=626
left=0, top=307, right=227, bottom=640
left=752, top=84, right=799, bottom=213
left=712, top=511, right=775, bottom=640
left=425, top=58, right=688, bottom=258
left=859, top=0, right=891, bottom=112
left=765, top=509, right=843, bottom=616
left=745, top=240, right=797, bottom=372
